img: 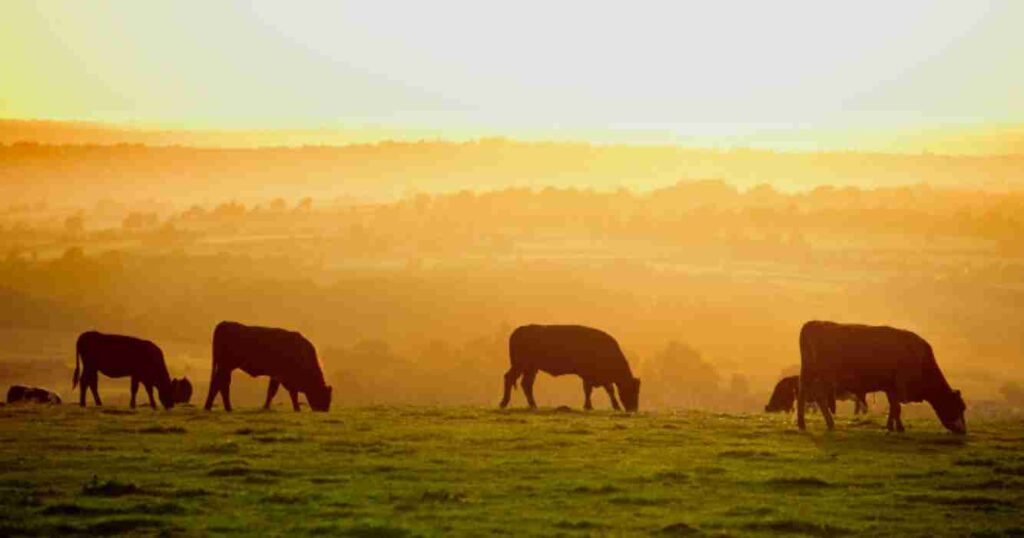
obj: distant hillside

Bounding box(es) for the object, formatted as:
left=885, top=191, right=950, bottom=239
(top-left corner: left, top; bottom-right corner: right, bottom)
left=2, top=139, right=1024, bottom=207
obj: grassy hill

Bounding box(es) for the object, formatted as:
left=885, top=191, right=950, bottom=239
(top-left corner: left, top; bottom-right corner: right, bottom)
left=1, top=405, right=1022, bottom=536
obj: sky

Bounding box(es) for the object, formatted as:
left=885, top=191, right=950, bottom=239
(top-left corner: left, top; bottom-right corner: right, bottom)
left=1, top=1, right=1023, bottom=149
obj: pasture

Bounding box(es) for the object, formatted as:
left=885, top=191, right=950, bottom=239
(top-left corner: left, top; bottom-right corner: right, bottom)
left=1, top=405, right=1022, bottom=536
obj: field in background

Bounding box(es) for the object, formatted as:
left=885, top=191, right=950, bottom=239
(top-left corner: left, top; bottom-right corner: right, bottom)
left=4, top=178, right=1024, bottom=411
left=1, top=405, right=1023, bottom=536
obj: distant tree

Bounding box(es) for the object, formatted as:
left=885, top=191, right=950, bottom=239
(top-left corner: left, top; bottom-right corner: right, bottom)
left=270, top=198, right=286, bottom=212
left=212, top=201, right=246, bottom=218
left=182, top=205, right=206, bottom=219
left=59, top=246, right=85, bottom=262
left=64, top=213, right=84, bottom=235
left=296, top=197, right=313, bottom=212
left=122, top=211, right=158, bottom=230
left=643, top=340, right=720, bottom=408
left=1000, top=382, right=1024, bottom=408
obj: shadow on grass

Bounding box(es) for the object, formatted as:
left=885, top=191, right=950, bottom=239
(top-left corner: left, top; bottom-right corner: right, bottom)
left=741, top=519, right=851, bottom=536
left=308, top=522, right=412, bottom=537
left=41, top=501, right=186, bottom=516
left=718, top=449, right=777, bottom=460
left=901, top=494, right=1014, bottom=511
left=81, top=477, right=141, bottom=497
left=762, top=477, right=832, bottom=489
left=657, top=521, right=702, bottom=535
left=137, top=425, right=186, bottom=434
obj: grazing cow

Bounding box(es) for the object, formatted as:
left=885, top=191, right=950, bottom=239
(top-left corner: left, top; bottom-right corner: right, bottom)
left=500, top=324, right=641, bottom=412
left=6, top=385, right=62, bottom=404
left=764, top=375, right=868, bottom=414
left=203, top=321, right=332, bottom=412
left=797, top=321, right=966, bottom=434
left=170, top=377, right=193, bottom=405
left=74, top=331, right=178, bottom=409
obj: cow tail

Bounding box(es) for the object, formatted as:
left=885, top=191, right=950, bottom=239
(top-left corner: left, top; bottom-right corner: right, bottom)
left=72, top=342, right=81, bottom=390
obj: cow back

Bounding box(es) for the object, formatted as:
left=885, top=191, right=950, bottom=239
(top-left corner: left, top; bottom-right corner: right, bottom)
left=509, top=325, right=634, bottom=384
left=213, top=321, right=327, bottom=392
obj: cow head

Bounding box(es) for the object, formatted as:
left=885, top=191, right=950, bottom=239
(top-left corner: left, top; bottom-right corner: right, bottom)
left=157, top=384, right=176, bottom=410
left=617, top=377, right=641, bottom=412
left=932, top=389, right=966, bottom=434
left=764, top=378, right=798, bottom=413
left=307, top=384, right=333, bottom=412
left=170, top=377, right=193, bottom=405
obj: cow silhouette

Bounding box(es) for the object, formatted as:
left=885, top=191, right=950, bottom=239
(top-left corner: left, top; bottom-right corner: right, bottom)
left=6, top=385, right=61, bottom=404
left=500, top=324, right=640, bottom=412
left=203, top=321, right=332, bottom=412
left=797, top=321, right=965, bottom=434
left=170, top=376, right=193, bottom=405
left=74, top=331, right=178, bottom=409
left=765, top=375, right=867, bottom=414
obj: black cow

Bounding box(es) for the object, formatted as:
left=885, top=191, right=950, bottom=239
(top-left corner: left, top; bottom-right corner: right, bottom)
left=203, top=321, right=332, bottom=412
left=500, top=324, right=640, bottom=412
left=6, top=385, right=61, bottom=404
left=764, top=375, right=868, bottom=414
left=74, top=331, right=180, bottom=409
left=170, top=377, right=193, bottom=405
left=797, top=321, right=966, bottom=434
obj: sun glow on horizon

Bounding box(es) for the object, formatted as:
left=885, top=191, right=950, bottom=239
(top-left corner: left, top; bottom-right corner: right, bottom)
left=2, top=1, right=1023, bottom=152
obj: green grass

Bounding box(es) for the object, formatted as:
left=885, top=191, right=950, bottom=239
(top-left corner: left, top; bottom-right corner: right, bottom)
left=1, top=405, right=1023, bottom=536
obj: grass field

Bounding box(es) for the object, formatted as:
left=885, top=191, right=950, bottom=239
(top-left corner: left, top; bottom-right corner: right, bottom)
left=1, top=404, right=1022, bottom=537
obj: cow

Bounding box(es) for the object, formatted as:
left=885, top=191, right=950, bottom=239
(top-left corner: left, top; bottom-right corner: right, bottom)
left=170, top=376, right=193, bottom=405
left=74, top=331, right=179, bottom=409
left=6, top=385, right=62, bottom=404
left=203, top=321, right=332, bottom=412
left=500, top=324, right=641, bottom=412
left=797, top=321, right=966, bottom=434
left=764, top=375, right=868, bottom=414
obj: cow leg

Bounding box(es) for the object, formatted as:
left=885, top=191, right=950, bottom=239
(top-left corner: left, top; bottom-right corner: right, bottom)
left=796, top=377, right=807, bottom=430
left=816, top=391, right=835, bottom=430
left=263, top=379, right=280, bottom=410
left=219, top=371, right=233, bottom=412
left=88, top=370, right=102, bottom=406
left=205, top=367, right=233, bottom=412
left=855, top=394, right=868, bottom=415
left=145, top=384, right=156, bottom=409
left=603, top=384, right=622, bottom=411
left=130, top=377, right=139, bottom=409
left=288, top=389, right=301, bottom=412
left=203, top=367, right=224, bottom=411
left=79, top=368, right=90, bottom=407
left=582, top=380, right=594, bottom=410
left=885, top=391, right=904, bottom=432
left=499, top=368, right=519, bottom=409
left=521, top=370, right=538, bottom=409
left=888, top=392, right=905, bottom=433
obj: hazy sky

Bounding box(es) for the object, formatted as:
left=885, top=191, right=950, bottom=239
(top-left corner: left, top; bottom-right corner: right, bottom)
left=2, top=1, right=1022, bottom=143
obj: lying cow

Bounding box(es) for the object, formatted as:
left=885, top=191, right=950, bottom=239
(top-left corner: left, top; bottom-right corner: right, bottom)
left=6, top=385, right=62, bottom=404
left=797, top=321, right=966, bottom=434
left=765, top=375, right=868, bottom=414
left=203, top=321, right=332, bottom=412
left=74, top=331, right=181, bottom=409
left=500, top=324, right=641, bottom=412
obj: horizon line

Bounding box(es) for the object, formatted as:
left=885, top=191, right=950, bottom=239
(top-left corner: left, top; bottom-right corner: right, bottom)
left=2, top=117, right=1023, bottom=157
